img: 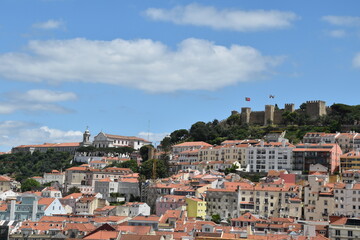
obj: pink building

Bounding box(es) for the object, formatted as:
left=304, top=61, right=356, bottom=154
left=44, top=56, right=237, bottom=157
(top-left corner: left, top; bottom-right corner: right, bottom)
left=155, top=195, right=186, bottom=216
left=293, top=143, right=342, bottom=173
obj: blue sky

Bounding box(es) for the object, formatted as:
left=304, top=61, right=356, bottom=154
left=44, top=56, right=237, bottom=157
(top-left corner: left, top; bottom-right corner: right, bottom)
left=1, top=0, right=360, bottom=151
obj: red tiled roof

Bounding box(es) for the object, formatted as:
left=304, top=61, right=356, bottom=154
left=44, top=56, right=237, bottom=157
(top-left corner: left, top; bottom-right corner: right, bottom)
left=38, top=198, right=55, bottom=210
left=173, top=141, right=212, bottom=147
left=15, top=142, right=80, bottom=148
left=83, top=230, right=119, bottom=240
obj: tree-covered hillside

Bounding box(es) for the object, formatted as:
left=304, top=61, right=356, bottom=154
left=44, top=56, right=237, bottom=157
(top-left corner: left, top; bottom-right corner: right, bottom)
left=161, top=103, right=360, bottom=147
left=0, top=150, right=76, bottom=182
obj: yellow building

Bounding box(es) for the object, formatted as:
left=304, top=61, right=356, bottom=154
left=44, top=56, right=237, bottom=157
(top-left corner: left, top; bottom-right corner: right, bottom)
left=186, top=197, right=206, bottom=219
left=340, top=151, right=360, bottom=171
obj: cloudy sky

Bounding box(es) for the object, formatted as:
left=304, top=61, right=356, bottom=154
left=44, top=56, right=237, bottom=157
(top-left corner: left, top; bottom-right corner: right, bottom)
left=0, top=0, right=360, bottom=151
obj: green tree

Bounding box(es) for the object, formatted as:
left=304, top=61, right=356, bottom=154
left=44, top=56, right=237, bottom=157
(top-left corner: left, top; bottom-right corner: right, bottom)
left=109, top=159, right=139, bottom=173
left=190, top=121, right=210, bottom=141
left=160, top=136, right=172, bottom=153
left=170, top=129, right=189, bottom=143
left=21, top=178, right=41, bottom=192
left=67, top=186, right=81, bottom=195
left=211, top=214, right=221, bottom=224
left=139, top=145, right=154, bottom=162
left=139, top=159, right=169, bottom=179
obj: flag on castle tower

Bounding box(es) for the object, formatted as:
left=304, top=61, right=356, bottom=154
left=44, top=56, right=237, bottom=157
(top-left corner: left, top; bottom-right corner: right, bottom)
left=269, top=95, right=275, bottom=99
left=245, top=97, right=250, bottom=101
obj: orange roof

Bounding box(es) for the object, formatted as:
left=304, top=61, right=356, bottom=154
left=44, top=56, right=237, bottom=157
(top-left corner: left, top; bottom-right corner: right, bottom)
left=119, top=178, right=138, bottom=183
left=38, top=198, right=56, bottom=209
left=66, top=166, right=88, bottom=171
left=331, top=217, right=348, bottom=225
left=93, top=216, right=127, bottom=223
left=99, top=177, right=113, bottom=182
left=232, top=212, right=261, bottom=222
left=64, top=223, right=96, bottom=232
left=62, top=193, right=83, bottom=200
left=117, top=225, right=152, bottom=235
left=131, top=215, right=160, bottom=222
left=0, top=176, right=11, bottom=182
left=83, top=230, right=119, bottom=240
left=15, top=142, right=80, bottom=148
left=39, top=216, right=68, bottom=222
left=173, top=141, right=212, bottom=147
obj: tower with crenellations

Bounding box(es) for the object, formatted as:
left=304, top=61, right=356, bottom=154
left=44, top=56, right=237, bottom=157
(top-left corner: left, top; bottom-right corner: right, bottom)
left=234, top=100, right=327, bottom=126
left=306, top=100, right=327, bottom=119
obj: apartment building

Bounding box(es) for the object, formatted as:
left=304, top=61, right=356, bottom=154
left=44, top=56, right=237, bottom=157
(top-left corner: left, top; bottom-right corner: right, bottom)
left=172, top=142, right=212, bottom=155
left=293, top=143, right=342, bottom=174
left=199, top=144, right=250, bottom=169
left=329, top=218, right=360, bottom=240
left=334, top=183, right=360, bottom=218
left=206, top=188, right=240, bottom=220
left=304, top=172, right=335, bottom=221
left=246, top=141, right=294, bottom=173
left=340, top=151, right=360, bottom=171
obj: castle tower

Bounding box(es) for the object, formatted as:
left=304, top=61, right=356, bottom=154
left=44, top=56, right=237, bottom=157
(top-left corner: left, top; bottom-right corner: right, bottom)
left=231, top=110, right=239, bottom=116
left=264, top=105, right=275, bottom=125
left=81, top=127, right=92, bottom=147
left=285, top=103, right=295, bottom=112
left=241, top=107, right=251, bottom=124
left=306, top=100, right=327, bottom=119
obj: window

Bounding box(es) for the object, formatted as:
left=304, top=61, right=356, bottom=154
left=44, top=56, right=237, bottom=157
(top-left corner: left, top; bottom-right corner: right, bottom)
left=335, top=230, right=340, bottom=236
left=348, top=231, right=353, bottom=237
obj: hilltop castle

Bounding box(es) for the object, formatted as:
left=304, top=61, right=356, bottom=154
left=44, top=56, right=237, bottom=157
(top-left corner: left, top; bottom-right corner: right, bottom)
left=232, top=100, right=329, bottom=126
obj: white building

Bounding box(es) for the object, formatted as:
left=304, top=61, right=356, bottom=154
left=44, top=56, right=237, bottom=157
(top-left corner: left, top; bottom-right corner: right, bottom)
left=43, top=170, right=65, bottom=185
left=115, top=202, right=150, bottom=217
left=94, top=178, right=118, bottom=201
left=246, top=141, right=294, bottom=173
left=93, top=132, right=151, bottom=150
left=334, top=183, right=360, bottom=217
left=41, top=187, right=62, bottom=198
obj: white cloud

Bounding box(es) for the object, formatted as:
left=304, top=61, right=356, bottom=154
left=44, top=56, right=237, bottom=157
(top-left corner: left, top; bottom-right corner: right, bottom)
left=0, top=38, right=282, bottom=93
left=327, top=29, right=347, bottom=38
left=353, top=53, right=360, bottom=68
left=138, top=132, right=169, bottom=143
left=11, top=89, right=77, bottom=103
left=0, top=121, right=82, bottom=151
left=32, top=19, right=65, bottom=30
left=145, top=4, right=298, bottom=31
left=0, top=89, right=76, bottom=114
left=322, top=15, right=360, bottom=27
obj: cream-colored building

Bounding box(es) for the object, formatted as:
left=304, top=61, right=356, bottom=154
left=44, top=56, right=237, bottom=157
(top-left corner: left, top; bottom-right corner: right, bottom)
left=172, top=141, right=212, bottom=155
left=0, top=176, right=12, bottom=192
left=329, top=217, right=360, bottom=240
left=253, top=181, right=302, bottom=219
left=304, top=173, right=335, bottom=221
left=334, top=183, right=360, bottom=218
left=199, top=144, right=250, bottom=168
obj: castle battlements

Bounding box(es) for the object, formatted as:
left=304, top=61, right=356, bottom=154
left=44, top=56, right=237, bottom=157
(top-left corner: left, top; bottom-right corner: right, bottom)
left=234, top=100, right=327, bottom=126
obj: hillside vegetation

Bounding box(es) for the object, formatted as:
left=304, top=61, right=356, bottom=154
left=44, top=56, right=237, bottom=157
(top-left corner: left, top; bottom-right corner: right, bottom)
left=161, top=103, right=360, bottom=147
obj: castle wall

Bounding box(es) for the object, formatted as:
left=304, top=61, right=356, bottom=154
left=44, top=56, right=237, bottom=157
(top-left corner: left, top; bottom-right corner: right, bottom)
left=274, top=110, right=285, bottom=125
left=249, top=111, right=265, bottom=125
